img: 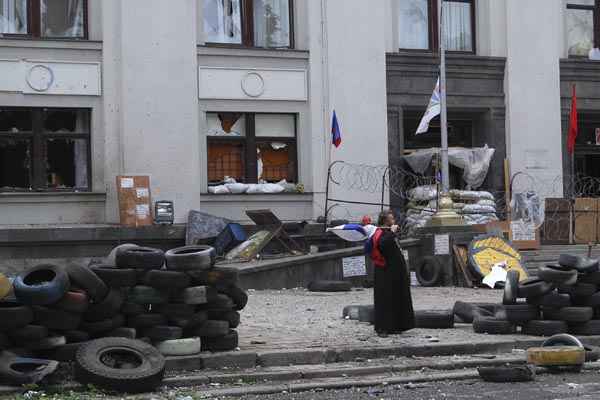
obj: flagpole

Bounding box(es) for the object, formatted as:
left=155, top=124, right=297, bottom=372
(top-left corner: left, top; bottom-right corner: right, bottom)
left=438, top=0, right=449, bottom=193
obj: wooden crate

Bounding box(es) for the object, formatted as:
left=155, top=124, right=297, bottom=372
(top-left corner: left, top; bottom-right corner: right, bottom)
left=574, top=198, right=597, bottom=244
left=116, top=175, right=152, bottom=227
left=542, top=198, right=571, bottom=245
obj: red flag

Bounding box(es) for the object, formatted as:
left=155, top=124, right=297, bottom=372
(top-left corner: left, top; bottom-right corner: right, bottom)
left=567, top=84, right=578, bottom=154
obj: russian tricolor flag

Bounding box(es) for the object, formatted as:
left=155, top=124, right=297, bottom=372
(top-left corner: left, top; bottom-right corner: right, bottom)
left=332, top=110, right=342, bottom=148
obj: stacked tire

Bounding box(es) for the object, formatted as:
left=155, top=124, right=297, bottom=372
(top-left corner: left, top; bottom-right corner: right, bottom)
left=0, top=243, right=248, bottom=363
left=459, top=254, right=600, bottom=337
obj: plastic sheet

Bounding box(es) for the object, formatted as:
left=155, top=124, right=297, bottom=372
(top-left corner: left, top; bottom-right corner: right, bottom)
left=403, top=146, right=496, bottom=189
left=511, top=191, right=544, bottom=227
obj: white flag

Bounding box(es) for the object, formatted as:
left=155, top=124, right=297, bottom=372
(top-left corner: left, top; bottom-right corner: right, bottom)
left=416, top=78, right=441, bottom=135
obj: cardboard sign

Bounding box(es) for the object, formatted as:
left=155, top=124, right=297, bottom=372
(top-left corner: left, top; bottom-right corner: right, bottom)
left=116, top=175, right=152, bottom=227
left=434, top=234, right=450, bottom=255
left=510, top=220, right=536, bottom=242
left=342, top=256, right=367, bottom=277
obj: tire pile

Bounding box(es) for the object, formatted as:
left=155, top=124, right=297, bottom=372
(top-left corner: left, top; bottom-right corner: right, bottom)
left=0, top=243, right=248, bottom=377
left=456, top=254, right=600, bottom=337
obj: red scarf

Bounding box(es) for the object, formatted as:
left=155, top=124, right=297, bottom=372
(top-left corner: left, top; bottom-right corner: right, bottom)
left=369, top=228, right=386, bottom=268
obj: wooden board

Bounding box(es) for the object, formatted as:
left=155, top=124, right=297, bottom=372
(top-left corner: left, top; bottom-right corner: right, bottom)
left=453, top=244, right=475, bottom=288
left=543, top=198, right=571, bottom=244
left=116, top=175, right=152, bottom=227
left=574, top=198, right=597, bottom=244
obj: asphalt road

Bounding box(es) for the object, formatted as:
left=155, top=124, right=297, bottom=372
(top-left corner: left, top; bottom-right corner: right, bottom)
left=212, top=370, right=600, bottom=400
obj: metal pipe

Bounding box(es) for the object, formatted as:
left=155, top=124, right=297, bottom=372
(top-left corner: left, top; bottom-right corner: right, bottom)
left=438, top=0, right=449, bottom=193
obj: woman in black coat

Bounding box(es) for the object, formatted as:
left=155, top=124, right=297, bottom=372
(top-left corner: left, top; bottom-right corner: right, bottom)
left=367, top=210, right=415, bottom=336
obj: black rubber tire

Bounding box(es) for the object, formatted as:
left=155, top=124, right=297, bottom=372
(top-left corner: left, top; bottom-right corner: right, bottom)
left=558, top=254, right=580, bottom=269
left=503, top=270, right=520, bottom=305
left=415, top=256, right=443, bottom=287
left=115, top=247, right=165, bottom=270
left=41, top=342, right=83, bottom=362
left=579, top=271, right=600, bottom=284
left=65, top=263, right=109, bottom=303
left=558, top=282, right=597, bottom=297
left=64, top=330, right=90, bottom=343
left=127, top=286, right=169, bottom=305
left=107, top=327, right=137, bottom=339
left=211, top=294, right=235, bottom=309
left=106, top=244, right=139, bottom=267
left=144, top=326, right=182, bottom=341
left=576, top=292, right=600, bottom=307
left=585, top=346, right=600, bottom=362
left=80, top=318, right=115, bottom=335
left=9, top=325, right=48, bottom=342
left=90, top=265, right=137, bottom=288
left=207, top=310, right=241, bottom=328
left=538, top=265, right=578, bottom=285
left=504, top=304, right=539, bottom=324
left=518, top=278, right=554, bottom=299
left=414, top=310, right=454, bottom=329
left=202, top=329, right=238, bottom=352
left=165, top=245, right=216, bottom=272
left=84, top=289, right=124, bottom=322
left=478, top=364, right=535, bottom=383
left=188, top=267, right=239, bottom=287
left=54, top=290, right=90, bottom=313
left=307, top=280, right=352, bottom=292
left=182, top=286, right=218, bottom=305
left=143, top=270, right=191, bottom=290
left=522, top=320, right=569, bottom=336
left=185, top=311, right=209, bottom=329
left=33, top=306, right=82, bottom=331
left=155, top=304, right=195, bottom=320
left=74, top=337, right=166, bottom=393
left=575, top=257, right=600, bottom=273
left=541, top=333, right=584, bottom=348
left=121, top=302, right=149, bottom=316
left=14, top=264, right=70, bottom=306
left=357, top=305, right=375, bottom=324
left=188, top=320, right=229, bottom=338
left=0, top=302, right=34, bottom=331
left=543, top=306, right=594, bottom=323
left=472, top=317, right=516, bottom=334
left=453, top=302, right=495, bottom=324
left=570, top=320, right=600, bottom=336
left=526, top=291, right=571, bottom=308
left=219, top=285, right=249, bottom=311
left=24, top=335, right=66, bottom=350
left=0, top=332, right=11, bottom=350
left=0, top=356, right=59, bottom=384
left=127, top=313, right=167, bottom=330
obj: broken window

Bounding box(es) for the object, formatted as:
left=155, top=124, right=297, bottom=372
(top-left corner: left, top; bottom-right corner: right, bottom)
left=204, top=0, right=292, bottom=48
left=0, top=0, right=28, bottom=34
left=1, top=0, right=86, bottom=38
left=567, top=0, right=599, bottom=56
left=0, top=107, right=91, bottom=192
left=206, top=112, right=297, bottom=185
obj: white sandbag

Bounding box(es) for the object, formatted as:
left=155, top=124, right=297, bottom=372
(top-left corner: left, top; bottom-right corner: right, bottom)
left=246, top=183, right=285, bottom=194
left=409, top=185, right=438, bottom=202
left=208, top=185, right=230, bottom=194
left=461, top=204, right=497, bottom=214
left=477, top=199, right=496, bottom=208
left=450, top=190, right=494, bottom=201
left=225, top=183, right=249, bottom=194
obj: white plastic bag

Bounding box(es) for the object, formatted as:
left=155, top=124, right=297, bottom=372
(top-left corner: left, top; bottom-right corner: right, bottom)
left=225, top=183, right=249, bottom=194
left=208, top=185, right=230, bottom=194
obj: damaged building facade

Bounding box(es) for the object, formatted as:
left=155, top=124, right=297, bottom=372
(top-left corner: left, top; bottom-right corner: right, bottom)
left=0, top=0, right=597, bottom=225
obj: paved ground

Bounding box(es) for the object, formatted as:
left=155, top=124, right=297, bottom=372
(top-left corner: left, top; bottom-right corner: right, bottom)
left=199, top=371, right=600, bottom=400
left=239, top=286, right=509, bottom=351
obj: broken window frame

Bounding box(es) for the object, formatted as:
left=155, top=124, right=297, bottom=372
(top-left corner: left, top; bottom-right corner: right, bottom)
left=0, top=0, right=88, bottom=39
left=0, top=107, right=91, bottom=192
left=206, top=112, right=298, bottom=186
left=566, top=0, right=600, bottom=57
left=398, top=0, right=476, bottom=54
left=204, top=0, right=294, bottom=49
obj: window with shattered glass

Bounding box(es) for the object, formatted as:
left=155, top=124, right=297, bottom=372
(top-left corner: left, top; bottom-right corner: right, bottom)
left=206, top=112, right=297, bottom=185
left=1, top=0, right=86, bottom=38
left=204, top=0, right=292, bottom=48
left=0, top=108, right=91, bottom=192
left=567, top=0, right=598, bottom=57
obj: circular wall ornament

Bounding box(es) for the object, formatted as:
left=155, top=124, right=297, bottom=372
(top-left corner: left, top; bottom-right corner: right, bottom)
left=241, top=72, right=265, bottom=98
left=26, top=64, right=54, bottom=92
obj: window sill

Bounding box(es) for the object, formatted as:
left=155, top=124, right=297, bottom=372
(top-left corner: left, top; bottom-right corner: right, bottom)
left=198, top=45, right=309, bottom=60
left=0, top=191, right=106, bottom=204
left=200, top=192, right=313, bottom=203
left=0, top=37, right=102, bottom=50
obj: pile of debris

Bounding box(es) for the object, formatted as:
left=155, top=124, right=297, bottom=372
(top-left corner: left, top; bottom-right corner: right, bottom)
left=456, top=254, right=600, bottom=336
left=404, top=185, right=498, bottom=231
left=0, top=243, right=247, bottom=391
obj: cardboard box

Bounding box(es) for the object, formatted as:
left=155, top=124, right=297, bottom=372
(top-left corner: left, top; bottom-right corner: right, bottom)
left=574, top=198, right=597, bottom=244
left=116, top=175, right=152, bottom=227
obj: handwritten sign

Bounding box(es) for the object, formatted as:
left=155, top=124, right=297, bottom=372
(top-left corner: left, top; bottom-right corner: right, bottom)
left=343, top=256, right=367, bottom=277
left=434, top=234, right=450, bottom=255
